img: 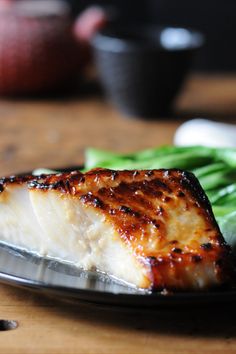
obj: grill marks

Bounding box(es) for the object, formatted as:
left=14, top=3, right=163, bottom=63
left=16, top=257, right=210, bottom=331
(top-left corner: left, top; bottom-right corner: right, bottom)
left=69, top=170, right=232, bottom=283
left=78, top=178, right=167, bottom=248
left=26, top=169, right=222, bottom=255
left=0, top=169, right=220, bottom=249
left=93, top=179, right=171, bottom=249
left=77, top=177, right=167, bottom=239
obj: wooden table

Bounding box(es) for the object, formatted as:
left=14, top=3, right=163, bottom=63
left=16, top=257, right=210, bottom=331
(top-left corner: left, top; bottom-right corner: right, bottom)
left=0, top=74, right=236, bottom=353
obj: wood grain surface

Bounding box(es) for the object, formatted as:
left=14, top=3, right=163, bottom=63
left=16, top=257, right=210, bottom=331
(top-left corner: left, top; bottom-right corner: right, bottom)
left=0, top=74, right=236, bottom=354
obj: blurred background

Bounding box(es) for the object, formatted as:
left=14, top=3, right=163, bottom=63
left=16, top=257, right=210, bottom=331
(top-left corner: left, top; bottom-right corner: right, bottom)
left=0, top=0, right=234, bottom=114
left=0, top=0, right=234, bottom=91
left=0, top=0, right=236, bottom=174
left=69, top=0, right=236, bottom=72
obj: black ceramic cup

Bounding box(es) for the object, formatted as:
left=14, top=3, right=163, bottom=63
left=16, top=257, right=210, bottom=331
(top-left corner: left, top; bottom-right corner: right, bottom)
left=92, top=25, right=204, bottom=118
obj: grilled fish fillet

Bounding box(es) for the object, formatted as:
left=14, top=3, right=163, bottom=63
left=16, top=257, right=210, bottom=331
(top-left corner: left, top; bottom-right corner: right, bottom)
left=0, top=168, right=232, bottom=290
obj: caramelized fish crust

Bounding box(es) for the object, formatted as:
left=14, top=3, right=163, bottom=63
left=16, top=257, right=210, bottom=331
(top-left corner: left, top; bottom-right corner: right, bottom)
left=0, top=168, right=233, bottom=290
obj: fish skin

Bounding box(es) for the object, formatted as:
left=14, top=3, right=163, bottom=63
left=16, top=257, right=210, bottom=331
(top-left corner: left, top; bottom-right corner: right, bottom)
left=0, top=168, right=233, bottom=290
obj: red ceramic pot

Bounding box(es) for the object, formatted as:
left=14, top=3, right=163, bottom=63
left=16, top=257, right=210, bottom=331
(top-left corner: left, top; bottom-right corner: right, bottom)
left=0, top=0, right=81, bottom=95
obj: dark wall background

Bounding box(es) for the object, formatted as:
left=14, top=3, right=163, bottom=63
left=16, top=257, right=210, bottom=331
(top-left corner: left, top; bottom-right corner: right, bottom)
left=68, top=0, right=236, bottom=71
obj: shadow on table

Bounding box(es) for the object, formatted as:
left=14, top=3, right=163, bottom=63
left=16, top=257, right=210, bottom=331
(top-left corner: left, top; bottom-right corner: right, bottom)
left=173, top=109, right=236, bottom=122
left=57, top=299, right=236, bottom=339
left=1, top=77, right=104, bottom=102
left=11, top=283, right=234, bottom=340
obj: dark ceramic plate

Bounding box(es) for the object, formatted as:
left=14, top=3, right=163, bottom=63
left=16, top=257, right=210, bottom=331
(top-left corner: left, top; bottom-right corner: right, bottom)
left=0, top=166, right=235, bottom=309
left=0, top=243, right=236, bottom=309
